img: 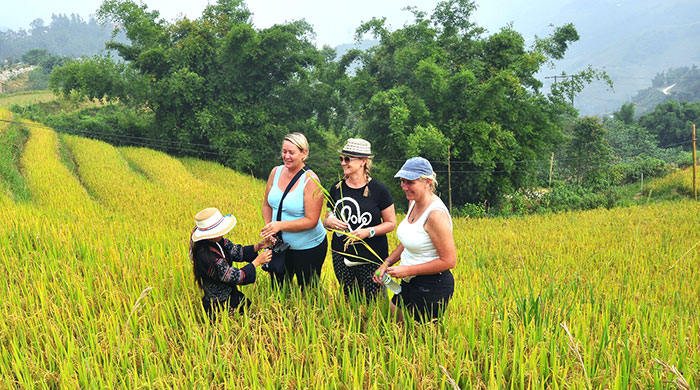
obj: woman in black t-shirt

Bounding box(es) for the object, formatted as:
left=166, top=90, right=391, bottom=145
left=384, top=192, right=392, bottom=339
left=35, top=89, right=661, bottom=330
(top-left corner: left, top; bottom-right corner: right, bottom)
left=323, top=138, right=396, bottom=300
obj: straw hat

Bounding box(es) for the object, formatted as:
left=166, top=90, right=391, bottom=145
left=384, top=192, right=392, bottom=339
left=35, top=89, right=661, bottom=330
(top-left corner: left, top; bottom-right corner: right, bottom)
left=191, top=207, right=237, bottom=242
left=339, top=138, right=374, bottom=158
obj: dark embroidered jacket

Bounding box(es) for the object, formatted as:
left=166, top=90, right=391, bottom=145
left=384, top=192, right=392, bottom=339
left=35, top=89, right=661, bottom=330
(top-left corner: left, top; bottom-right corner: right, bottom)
left=190, top=237, right=257, bottom=302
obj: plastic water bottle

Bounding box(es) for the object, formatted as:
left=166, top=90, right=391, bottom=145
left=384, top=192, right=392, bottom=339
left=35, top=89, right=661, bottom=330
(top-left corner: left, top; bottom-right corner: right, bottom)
left=378, top=271, right=401, bottom=294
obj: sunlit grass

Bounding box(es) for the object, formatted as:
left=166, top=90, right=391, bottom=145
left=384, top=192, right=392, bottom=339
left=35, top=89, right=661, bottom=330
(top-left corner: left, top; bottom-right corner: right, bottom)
left=0, top=90, right=57, bottom=109
left=0, top=121, right=697, bottom=388
left=646, top=166, right=698, bottom=199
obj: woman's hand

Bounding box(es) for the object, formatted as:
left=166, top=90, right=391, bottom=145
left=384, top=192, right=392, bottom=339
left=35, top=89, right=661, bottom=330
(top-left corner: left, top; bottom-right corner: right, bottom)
left=372, top=261, right=390, bottom=285
left=325, top=215, right=348, bottom=231
left=260, top=221, right=282, bottom=239
left=386, top=265, right=412, bottom=279
left=252, top=250, right=272, bottom=267
left=256, top=235, right=276, bottom=251
left=348, top=228, right=371, bottom=241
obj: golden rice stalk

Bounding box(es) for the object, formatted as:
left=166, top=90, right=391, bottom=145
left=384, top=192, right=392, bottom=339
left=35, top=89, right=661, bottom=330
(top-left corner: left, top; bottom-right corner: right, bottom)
left=560, top=322, right=591, bottom=389
left=652, top=358, right=691, bottom=390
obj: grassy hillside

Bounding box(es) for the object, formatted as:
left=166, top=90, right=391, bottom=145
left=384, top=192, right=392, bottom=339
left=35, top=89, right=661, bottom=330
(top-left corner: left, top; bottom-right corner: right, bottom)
left=0, top=108, right=698, bottom=388
left=0, top=90, right=56, bottom=109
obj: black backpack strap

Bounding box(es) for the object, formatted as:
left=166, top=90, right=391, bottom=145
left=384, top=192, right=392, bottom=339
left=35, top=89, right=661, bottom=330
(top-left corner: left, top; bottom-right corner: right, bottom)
left=276, top=165, right=309, bottom=221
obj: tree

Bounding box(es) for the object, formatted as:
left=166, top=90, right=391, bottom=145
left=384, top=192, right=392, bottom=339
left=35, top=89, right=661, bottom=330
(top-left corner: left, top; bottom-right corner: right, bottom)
left=50, top=0, right=338, bottom=180
left=21, top=49, right=51, bottom=65
left=638, top=100, right=700, bottom=150
left=344, top=0, right=607, bottom=206
left=564, top=117, right=615, bottom=189
left=613, top=103, right=635, bottom=125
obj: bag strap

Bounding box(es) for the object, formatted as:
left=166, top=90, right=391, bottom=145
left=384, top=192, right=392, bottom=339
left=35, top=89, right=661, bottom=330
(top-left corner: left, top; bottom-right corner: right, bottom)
left=276, top=165, right=309, bottom=222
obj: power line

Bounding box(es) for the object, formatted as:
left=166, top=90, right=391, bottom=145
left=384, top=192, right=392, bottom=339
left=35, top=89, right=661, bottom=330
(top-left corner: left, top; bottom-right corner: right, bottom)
left=1, top=118, right=693, bottom=171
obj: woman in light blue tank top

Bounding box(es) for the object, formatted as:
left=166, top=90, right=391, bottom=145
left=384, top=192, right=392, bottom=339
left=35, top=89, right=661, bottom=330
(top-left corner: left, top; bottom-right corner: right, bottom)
left=261, top=133, right=328, bottom=289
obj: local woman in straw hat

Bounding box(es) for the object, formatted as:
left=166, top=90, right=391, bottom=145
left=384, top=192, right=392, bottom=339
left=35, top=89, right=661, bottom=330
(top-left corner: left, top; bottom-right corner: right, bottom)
left=261, top=132, right=328, bottom=290
left=324, top=138, right=396, bottom=300
left=373, top=157, right=456, bottom=322
left=189, top=207, right=273, bottom=320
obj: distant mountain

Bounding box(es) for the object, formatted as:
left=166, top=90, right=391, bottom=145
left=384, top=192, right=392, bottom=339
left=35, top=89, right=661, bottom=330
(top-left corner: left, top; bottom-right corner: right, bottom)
left=502, top=0, right=700, bottom=116
left=0, top=14, right=122, bottom=63
left=627, top=65, right=700, bottom=115
left=332, top=0, right=700, bottom=116
left=333, top=39, right=378, bottom=59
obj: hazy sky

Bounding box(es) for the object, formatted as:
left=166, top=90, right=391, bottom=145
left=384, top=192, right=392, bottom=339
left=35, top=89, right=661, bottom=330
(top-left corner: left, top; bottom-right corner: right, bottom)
left=0, top=0, right=509, bottom=47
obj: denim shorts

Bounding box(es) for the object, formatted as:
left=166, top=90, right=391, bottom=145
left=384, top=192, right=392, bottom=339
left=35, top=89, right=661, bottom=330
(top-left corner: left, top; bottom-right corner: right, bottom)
left=391, top=271, right=454, bottom=322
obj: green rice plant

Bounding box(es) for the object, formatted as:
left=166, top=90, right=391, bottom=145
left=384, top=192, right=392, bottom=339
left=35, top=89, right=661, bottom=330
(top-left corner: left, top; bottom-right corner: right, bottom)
left=0, top=90, right=56, bottom=109
left=0, top=122, right=698, bottom=389
left=0, top=111, right=30, bottom=201
left=646, top=166, right=697, bottom=198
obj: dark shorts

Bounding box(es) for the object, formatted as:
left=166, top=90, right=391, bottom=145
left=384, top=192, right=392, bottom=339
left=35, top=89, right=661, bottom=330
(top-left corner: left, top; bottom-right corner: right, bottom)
left=272, top=236, right=328, bottom=291
left=391, top=271, right=454, bottom=322
left=201, top=291, right=250, bottom=320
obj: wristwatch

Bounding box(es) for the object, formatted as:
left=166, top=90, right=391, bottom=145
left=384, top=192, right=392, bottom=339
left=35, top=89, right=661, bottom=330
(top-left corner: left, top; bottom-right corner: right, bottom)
left=369, top=228, right=376, bottom=238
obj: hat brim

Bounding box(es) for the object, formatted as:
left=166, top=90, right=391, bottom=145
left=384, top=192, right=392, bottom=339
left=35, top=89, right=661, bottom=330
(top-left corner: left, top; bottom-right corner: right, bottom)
left=339, top=149, right=373, bottom=158
left=191, top=214, right=237, bottom=242
left=394, top=169, right=423, bottom=180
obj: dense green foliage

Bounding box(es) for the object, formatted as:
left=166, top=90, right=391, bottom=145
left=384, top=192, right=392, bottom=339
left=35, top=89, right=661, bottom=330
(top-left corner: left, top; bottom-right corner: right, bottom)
left=563, top=117, right=615, bottom=190
left=46, top=0, right=613, bottom=210
left=17, top=49, right=73, bottom=90
left=339, top=4, right=613, bottom=206
left=11, top=103, right=153, bottom=146
left=48, top=0, right=343, bottom=182
left=0, top=121, right=30, bottom=201
left=12, top=0, right=692, bottom=217
left=638, top=100, right=700, bottom=150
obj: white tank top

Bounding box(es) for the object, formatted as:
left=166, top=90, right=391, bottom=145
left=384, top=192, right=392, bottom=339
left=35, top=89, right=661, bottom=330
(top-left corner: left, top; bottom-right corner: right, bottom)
left=396, top=197, right=452, bottom=267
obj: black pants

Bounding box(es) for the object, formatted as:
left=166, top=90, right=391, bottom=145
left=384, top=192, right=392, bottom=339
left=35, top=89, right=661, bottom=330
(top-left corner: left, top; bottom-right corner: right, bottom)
left=272, top=236, right=328, bottom=291
left=331, top=251, right=383, bottom=300
left=391, top=271, right=454, bottom=322
left=201, top=292, right=251, bottom=321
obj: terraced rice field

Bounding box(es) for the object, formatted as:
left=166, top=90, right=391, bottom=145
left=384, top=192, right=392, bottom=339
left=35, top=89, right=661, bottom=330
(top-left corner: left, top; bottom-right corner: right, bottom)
left=0, top=108, right=698, bottom=388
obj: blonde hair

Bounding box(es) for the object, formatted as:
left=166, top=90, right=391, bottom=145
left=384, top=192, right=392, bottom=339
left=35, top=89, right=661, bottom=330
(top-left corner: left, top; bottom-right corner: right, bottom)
left=419, top=174, right=438, bottom=193
left=283, top=132, right=309, bottom=161
left=363, top=158, right=373, bottom=182
left=337, top=157, right=373, bottom=195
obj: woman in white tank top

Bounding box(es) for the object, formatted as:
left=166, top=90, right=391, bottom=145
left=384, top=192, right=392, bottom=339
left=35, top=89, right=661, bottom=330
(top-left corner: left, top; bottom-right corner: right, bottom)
left=373, top=157, right=457, bottom=322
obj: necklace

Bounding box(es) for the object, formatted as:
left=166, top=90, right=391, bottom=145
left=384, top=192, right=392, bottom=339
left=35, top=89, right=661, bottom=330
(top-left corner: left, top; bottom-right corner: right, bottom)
left=409, top=206, right=422, bottom=223
left=409, top=195, right=434, bottom=223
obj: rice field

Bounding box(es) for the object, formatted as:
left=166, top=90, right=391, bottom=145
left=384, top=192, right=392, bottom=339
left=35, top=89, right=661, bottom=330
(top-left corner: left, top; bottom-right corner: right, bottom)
left=0, top=91, right=57, bottom=109
left=0, top=107, right=698, bottom=389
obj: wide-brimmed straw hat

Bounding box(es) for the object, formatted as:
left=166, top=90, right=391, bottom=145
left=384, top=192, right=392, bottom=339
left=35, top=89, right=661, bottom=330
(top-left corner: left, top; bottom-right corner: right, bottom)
left=339, top=138, right=374, bottom=158
left=191, top=207, right=237, bottom=242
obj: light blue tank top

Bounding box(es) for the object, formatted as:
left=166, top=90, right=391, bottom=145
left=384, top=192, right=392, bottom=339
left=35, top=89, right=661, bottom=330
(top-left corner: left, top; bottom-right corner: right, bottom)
left=268, top=166, right=326, bottom=250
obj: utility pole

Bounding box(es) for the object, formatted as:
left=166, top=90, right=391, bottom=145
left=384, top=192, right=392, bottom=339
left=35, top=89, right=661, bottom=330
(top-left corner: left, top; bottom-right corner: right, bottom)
left=545, top=74, right=576, bottom=106
left=548, top=152, right=554, bottom=187
left=693, top=124, right=697, bottom=201
left=447, top=145, right=453, bottom=214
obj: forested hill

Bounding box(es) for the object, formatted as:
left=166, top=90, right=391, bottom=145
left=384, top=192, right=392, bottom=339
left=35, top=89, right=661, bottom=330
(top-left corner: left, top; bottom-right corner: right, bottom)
left=0, top=14, right=122, bottom=62
left=477, top=0, right=700, bottom=115
left=628, top=66, right=700, bottom=116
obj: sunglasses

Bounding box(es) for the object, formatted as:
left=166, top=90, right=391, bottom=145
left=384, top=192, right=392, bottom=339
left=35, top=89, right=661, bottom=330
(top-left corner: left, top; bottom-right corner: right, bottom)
left=339, top=156, right=359, bottom=163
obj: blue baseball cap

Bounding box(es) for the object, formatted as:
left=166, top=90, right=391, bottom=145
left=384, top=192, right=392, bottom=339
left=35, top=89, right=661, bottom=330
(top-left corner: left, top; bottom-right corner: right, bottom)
left=394, top=157, right=434, bottom=180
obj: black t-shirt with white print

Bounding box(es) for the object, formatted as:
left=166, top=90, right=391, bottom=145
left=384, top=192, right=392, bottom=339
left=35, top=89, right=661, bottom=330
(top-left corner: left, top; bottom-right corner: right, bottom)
left=327, top=178, right=394, bottom=265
